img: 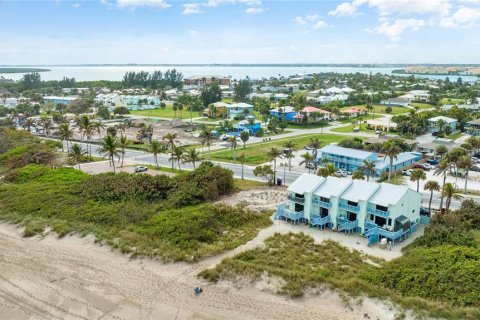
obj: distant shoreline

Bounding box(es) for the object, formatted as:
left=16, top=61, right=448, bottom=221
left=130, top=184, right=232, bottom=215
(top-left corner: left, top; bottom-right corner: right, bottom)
left=0, top=68, right=50, bottom=74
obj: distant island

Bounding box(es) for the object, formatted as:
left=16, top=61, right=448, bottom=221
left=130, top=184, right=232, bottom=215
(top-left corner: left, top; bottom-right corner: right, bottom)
left=393, top=66, right=480, bottom=76
left=0, top=68, right=50, bottom=74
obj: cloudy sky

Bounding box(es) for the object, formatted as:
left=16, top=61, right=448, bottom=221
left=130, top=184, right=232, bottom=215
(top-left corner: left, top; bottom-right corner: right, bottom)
left=1, top=0, right=480, bottom=64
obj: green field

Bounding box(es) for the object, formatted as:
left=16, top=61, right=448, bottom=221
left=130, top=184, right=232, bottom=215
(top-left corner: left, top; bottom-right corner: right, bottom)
left=330, top=124, right=376, bottom=133
left=130, top=106, right=203, bottom=119
left=209, top=134, right=347, bottom=165
left=441, top=98, right=464, bottom=105
left=341, top=105, right=410, bottom=116
left=411, top=102, right=435, bottom=110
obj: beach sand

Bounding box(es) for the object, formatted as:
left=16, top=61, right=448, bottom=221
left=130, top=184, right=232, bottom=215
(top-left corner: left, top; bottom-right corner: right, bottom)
left=0, top=220, right=416, bottom=320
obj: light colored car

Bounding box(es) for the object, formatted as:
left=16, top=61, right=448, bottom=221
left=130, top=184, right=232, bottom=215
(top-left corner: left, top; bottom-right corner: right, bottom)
left=402, top=169, right=413, bottom=176
left=335, top=169, right=347, bottom=177
left=134, top=166, right=148, bottom=173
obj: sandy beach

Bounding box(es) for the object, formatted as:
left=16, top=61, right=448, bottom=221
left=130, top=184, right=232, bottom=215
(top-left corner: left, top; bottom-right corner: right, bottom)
left=0, top=217, right=418, bottom=320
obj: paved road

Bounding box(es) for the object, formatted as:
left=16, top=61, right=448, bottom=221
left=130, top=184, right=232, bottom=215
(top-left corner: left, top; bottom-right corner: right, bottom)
left=68, top=140, right=465, bottom=210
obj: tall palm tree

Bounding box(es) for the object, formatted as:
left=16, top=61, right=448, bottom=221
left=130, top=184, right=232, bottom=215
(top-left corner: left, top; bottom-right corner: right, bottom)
left=410, top=169, right=426, bottom=192
left=267, top=147, right=282, bottom=183
left=424, top=180, right=440, bottom=214
left=227, top=136, right=237, bottom=160
left=458, top=155, right=473, bottom=194
left=40, top=117, right=53, bottom=137
left=183, top=148, right=201, bottom=170
left=201, top=127, right=215, bottom=160
left=170, top=146, right=184, bottom=171
left=361, top=159, right=376, bottom=182
left=92, top=121, right=105, bottom=140
left=163, top=132, right=178, bottom=169
left=442, top=183, right=462, bottom=211
left=238, top=153, right=246, bottom=180
left=68, top=143, right=86, bottom=170
left=382, top=141, right=402, bottom=181
left=317, top=163, right=335, bottom=177
left=282, top=140, right=296, bottom=171
left=118, top=135, right=130, bottom=167
left=58, top=122, right=73, bottom=152
left=300, top=152, right=314, bottom=172
left=149, top=139, right=166, bottom=169
left=434, top=159, right=451, bottom=211
left=99, top=135, right=120, bottom=173
left=308, top=137, right=322, bottom=159
left=77, top=115, right=90, bottom=142
left=84, top=124, right=95, bottom=156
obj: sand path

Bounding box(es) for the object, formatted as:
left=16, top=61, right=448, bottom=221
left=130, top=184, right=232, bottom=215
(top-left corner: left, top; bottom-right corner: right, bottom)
left=0, top=222, right=410, bottom=320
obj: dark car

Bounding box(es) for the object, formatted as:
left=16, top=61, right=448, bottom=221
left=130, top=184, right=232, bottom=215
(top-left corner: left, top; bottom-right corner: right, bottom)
left=426, top=158, right=439, bottom=165
left=134, top=166, right=148, bottom=173
left=413, top=163, right=431, bottom=171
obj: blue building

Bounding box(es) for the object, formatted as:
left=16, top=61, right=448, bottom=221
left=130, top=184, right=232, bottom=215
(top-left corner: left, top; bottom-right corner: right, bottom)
left=318, top=144, right=417, bottom=177
left=43, top=96, right=78, bottom=105
left=234, top=116, right=262, bottom=135
left=226, top=103, right=254, bottom=119
left=427, top=116, right=457, bottom=134
left=269, top=106, right=296, bottom=121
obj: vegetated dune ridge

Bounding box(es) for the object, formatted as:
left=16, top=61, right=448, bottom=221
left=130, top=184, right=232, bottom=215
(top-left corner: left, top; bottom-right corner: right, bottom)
left=0, top=222, right=408, bottom=320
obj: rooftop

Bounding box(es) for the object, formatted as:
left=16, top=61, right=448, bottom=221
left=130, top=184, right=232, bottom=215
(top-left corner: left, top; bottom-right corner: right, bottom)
left=313, top=177, right=351, bottom=198
left=320, top=145, right=375, bottom=160
left=288, top=173, right=324, bottom=195
left=428, top=116, right=457, bottom=124
left=369, top=183, right=412, bottom=206
left=340, top=180, right=380, bottom=203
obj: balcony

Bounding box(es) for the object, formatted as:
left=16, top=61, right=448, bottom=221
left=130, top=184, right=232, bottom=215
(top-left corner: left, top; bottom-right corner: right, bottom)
left=275, top=205, right=304, bottom=223
left=311, top=215, right=331, bottom=228
left=312, top=198, right=332, bottom=208
left=367, top=207, right=390, bottom=218
left=338, top=202, right=360, bottom=213
left=287, top=194, right=305, bottom=204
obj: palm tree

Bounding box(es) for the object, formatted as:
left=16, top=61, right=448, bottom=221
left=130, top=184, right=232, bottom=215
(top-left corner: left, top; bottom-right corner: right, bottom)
left=300, top=152, right=314, bottom=172
left=40, top=117, right=53, bottom=137
left=442, top=183, right=462, bottom=211
left=84, top=124, right=95, bottom=156
left=240, top=131, right=249, bottom=148
left=458, top=155, right=473, bottom=194
left=92, top=121, right=105, bottom=140
left=227, top=136, right=237, bottom=160
left=424, top=180, right=440, bottom=214
left=238, top=153, right=246, bottom=180
left=118, top=135, right=130, bottom=167
left=200, top=127, right=215, bottom=160
left=99, top=135, right=120, bottom=173
left=410, top=169, right=426, bottom=192
left=267, top=147, right=282, bottom=183
left=163, top=132, right=178, bottom=169
left=308, top=137, right=322, bottom=159
left=317, top=163, right=335, bottom=177
left=68, top=143, right=86, bottom=170
left=23, top=117, right=35, bottom=133
left=434, top=160, right=451, bottom=211
left=382, top=141, right=402, bottom=181
left=170, top=146, right=184, bottom=171
left=361, top=159, right=376, bottom=182
left=352, top=170, right=365, bottom=180
left=57, top=123, right=73, bottom=152
left=77, top=115, right=90, bottom=142
left=282, top=140, right=296, bottom=171
left=149, top=139, right=166, bottom=169
left=183, top=148, right=201, bottom=169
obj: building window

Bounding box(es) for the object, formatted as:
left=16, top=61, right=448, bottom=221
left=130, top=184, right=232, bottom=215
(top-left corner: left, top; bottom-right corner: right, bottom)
left=388, top=218, right=392, bottom=226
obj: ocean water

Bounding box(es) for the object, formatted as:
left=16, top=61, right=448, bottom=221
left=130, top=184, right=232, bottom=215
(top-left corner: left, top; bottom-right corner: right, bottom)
left=1, top=65, right=478, bottom=82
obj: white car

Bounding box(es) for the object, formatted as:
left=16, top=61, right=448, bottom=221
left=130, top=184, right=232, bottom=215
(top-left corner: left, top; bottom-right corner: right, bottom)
left=402, top=169, right=413, bottom=176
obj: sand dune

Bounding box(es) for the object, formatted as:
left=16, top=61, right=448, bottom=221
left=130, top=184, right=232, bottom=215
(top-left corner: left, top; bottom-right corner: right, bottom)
left=0, top=222, right=409, bottom=320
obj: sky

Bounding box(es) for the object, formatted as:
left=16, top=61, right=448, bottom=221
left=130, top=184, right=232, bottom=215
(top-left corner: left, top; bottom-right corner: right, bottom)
left=1, top=0, right=480, bottom=64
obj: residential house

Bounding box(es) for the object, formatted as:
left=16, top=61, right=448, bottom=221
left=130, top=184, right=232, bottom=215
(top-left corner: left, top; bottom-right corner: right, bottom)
left=341, top=107, right=366, bottom=118
left=379, top=98, right=410, bottom=107
left=204, top=101, right=229, bottom=118
left=269, top=106, right=296, bottom=121
left=0, top=97, right=17, bottom=108
left=234, top=116, right=262, bottom=135
left=417, top=138, right=459, bottom=154
left=465, top=119, right=480, bottom=136
left=276, top=173, right=421, bottom=245
left=226, top=102, right=254, bottom=119
left=43, top=96, right=78, bottom=106
left=427, top=116, right=457, bottom=134
left=184, top=75, right=231, bottom=86
left=294, top=106, right=334, bottom=123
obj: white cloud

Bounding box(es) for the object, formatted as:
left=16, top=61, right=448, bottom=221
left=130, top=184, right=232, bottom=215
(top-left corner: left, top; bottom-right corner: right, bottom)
left=328, top=2, right=361, bottom=17
left=365, top=0, right=451, bottom=17
left=245, top=7, right=265, bottom=14
left=313, top=20, right=327, bottom=29
left=116, top=0, right=170, bottom=9
left=441, top=7, right=480, bottom=27
left=205, top=0, right=261, bottom=7
left=371, top=18, right=425, bottom=41
left=183, top=3, right=203, bottom=14
left=292, top=14, right=319, bottom=25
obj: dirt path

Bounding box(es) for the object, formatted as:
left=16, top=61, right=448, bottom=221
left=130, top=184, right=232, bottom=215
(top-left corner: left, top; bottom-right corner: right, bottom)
left=0, top=223, right=408, bottom=320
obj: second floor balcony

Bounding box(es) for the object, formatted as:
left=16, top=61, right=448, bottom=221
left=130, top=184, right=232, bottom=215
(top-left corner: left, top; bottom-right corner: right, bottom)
left=287, top=194, right=305, bottom=204
left=312, top=198, right=332, bottom=208
left=339, top=202, right=360, bottom=213
left=367, top=207, right=390, bottom=218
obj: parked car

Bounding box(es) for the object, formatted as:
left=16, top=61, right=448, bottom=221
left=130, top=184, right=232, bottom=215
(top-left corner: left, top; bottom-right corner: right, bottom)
left=471, top=157, right=479, bottom=164
left=335, top=169, right=347, bottom=177
left=413, top=163, right=431, bottom=171
left=402, top=169, right=413, bottom=176
left=471, top=165, right=480, bottom=172
left=426, top=158, right=439, bottom=165
left=134, top=166, right=148, bottom=173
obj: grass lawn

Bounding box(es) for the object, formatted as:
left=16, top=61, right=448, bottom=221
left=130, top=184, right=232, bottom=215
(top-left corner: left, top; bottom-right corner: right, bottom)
left=411, top=102, right=435, bottom=110
left=330, top=124, right=376, bottom=133
left=234, top=179, right=266, bottom=190
left=130, top=106, right=202, bottom=119
left=446, top=132, right=464, bottom=140
left=209, top=134, right=348, bottom=165
left=287, top=122, right=330, bottom=130
left=441, top=98, right=464, bottom=105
